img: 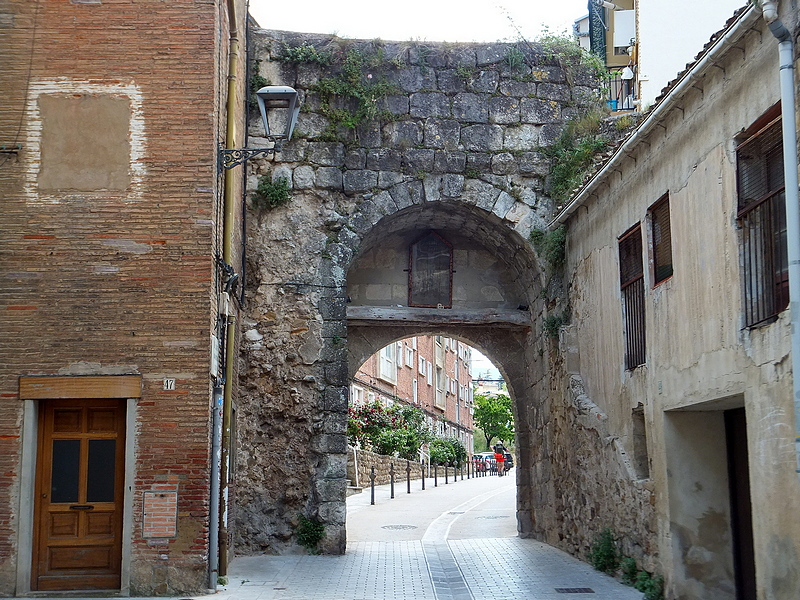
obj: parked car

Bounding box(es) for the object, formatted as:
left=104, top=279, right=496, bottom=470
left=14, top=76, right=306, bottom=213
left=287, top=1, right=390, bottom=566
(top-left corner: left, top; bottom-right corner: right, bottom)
left=503, top=451, right=514, bottom=470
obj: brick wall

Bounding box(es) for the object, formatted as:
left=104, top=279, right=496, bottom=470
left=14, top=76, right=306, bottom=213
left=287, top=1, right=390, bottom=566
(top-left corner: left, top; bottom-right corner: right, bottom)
left=0, top=0, right=248, bottom=594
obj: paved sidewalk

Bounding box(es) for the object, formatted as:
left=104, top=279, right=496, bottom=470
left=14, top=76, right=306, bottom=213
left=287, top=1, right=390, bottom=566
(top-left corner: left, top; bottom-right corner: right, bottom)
left=206, top=473, right=643, bottom=600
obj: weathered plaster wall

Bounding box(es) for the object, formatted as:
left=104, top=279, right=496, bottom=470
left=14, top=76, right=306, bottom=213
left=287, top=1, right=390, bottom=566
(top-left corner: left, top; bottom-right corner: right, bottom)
left=564, top=11, right=800, bottom=598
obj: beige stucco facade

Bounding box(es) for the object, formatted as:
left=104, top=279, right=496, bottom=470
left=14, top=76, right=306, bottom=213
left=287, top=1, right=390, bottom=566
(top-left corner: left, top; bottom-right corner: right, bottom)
left=560, top=5, right=800, bottom=598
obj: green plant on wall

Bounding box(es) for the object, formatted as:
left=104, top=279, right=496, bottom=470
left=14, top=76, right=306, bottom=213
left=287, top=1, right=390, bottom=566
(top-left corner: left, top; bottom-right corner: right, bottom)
left=248, top=60, right=269, bottom=113
left=588, top=528, right=620, bottom=574
left=529, top=225, right=567, bottom=272
left=278, top=42, right=332, bottom=65
left=504, top=45, right=527, bottom=72
left=295, top=514, right=325, bottom=554
left=311, top=47, right=398, bottom=139
left=542, top=111, right=608, bottom=203
left=252, top=175, right=291, bottom=210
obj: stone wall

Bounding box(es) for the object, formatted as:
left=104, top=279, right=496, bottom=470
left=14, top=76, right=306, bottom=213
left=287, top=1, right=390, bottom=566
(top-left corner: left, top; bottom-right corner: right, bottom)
left=236, top=27, right=656, bottom=568
left=347, top=447, right=427, bottom=488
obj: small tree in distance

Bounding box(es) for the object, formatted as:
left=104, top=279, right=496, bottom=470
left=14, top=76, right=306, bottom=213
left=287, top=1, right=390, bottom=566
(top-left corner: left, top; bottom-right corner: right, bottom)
left=473, top=392, right=514, bottom=449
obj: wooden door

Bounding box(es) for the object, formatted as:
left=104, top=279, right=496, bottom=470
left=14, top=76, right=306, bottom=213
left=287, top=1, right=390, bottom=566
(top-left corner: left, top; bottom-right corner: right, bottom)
left=32, top=399, right=126, bottom=591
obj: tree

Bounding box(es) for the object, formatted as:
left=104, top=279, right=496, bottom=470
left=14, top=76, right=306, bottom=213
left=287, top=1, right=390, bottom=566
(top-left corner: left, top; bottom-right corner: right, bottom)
left=473, top=392, right=514, bottom=448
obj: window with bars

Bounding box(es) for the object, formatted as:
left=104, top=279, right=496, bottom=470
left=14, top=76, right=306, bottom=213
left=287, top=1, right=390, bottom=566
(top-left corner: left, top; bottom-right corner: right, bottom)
left=619, top=225, right=646, bottom=370
left=649, top=194, right=673, bottom=285
left=737, top=107, right=787, bottom=327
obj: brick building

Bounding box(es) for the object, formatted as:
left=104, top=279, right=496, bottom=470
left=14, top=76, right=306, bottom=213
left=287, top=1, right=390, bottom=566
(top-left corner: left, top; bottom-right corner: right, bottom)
left=352, top=336, right=475, bottom=453
left=0, top=0, right=251, bottom=594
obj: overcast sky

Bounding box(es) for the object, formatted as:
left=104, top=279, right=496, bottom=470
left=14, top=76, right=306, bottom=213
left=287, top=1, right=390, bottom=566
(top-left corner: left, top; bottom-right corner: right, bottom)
left=248, top=0, right=590, bottom=43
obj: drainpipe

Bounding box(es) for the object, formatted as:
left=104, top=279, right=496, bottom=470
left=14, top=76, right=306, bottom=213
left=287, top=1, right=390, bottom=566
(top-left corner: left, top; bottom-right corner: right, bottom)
left=217, top=0, right=241, bottom=581
left=208, top=385, right=223, bottom=589
left=762, top=1, right=800, bottom=486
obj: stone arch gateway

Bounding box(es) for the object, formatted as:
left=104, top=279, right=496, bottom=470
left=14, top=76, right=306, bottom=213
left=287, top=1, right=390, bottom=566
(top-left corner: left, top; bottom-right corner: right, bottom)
left=236, top=29, right=654, bottom=564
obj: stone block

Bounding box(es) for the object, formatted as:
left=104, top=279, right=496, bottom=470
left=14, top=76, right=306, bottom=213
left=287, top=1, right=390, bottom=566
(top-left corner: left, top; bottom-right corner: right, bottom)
left=422, top=174, right=443, bottom=202
left=395, top=66, right=436, bottom=92
left=318, top=296, right=346, bottom=320
left=518, top=151, right=550, bottom=176
left=491, top=152, right=517, bottom=175
left=423, top=118, right=461, bottom=149
left=379, top=95, right=410, bottom=116
left=445, top=46, right=477, bottom=68
left=385, top=121, right=423, bottom=147
left=293, top=165, right=315, bottom=189
left=440, top=174, right=465, bottom=198
left=436, top=69, right=467, bottom=93
left=315, top=167, right=343, bottom=190
left=308, top=142, right=346, bottom=167
left=324, top=362, right=349, bottom=386
left=434, top=150, right=466, bottom=173
left=409, top=45, right=448, bottom=68
left=521, top=97, right=560, bottom=124
left=323, top=386, right=348, bottom=412
left=389, top=180, right=424, bottom=209
left=475, top=44, right=507, bottom=66
left=279, top=138, right=309, bottom=162
left=470, top=69, right=499, bottom=93
left=530, top=65, right=566, bottom=83
left=402, top=148, right=435, bottom=172
left=461, top=123, right=503, bottom=151
left=537, top=82, right=570, bottom=103
left=503, top=124, right=540, bottom=151
left=539, top=123, right=563, bottom=147
left=489, top=96, right=520, bottom=124
left=410, top=92, right=451, bottom=118
left=452, top=93, right=488, bottom=123
left=499, top=79, right=537, bottom=97
left=356, top=121, right=382, bottom=148
left=314, top=475, right=348, bottom=500
left=466, top=152, right=492, bottom=172
left=492, top=190, right=516, bottom=219
left=372, top=190, right=398, bottom=216
left=378, top=171, right=404, bottom=189
left=343, top=170, right=378, bottom=193
left=321, top=319, right=347, bottom=340
left=317, top=500, right=347, bottom=526
left=345, top=149, right=366, bottom=170
left=366, top=148, right=402, bottom=172
left=461, top=178, right=500, bottom=207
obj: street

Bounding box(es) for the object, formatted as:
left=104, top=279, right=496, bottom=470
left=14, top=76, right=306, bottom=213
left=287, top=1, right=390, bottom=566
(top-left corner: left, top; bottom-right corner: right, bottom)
left=214, top=470, right=644, bottom=599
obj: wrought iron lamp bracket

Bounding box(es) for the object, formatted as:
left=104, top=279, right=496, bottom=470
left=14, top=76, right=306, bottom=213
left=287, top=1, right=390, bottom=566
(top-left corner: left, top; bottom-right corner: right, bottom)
left=219, top=140, right=283, bottom=171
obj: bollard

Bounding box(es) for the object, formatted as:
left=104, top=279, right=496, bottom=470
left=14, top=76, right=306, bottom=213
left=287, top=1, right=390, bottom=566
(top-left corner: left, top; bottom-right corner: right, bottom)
left=434, top=464, right=438, bottom=487
left=445, top=464, right=448, bottom=484
left=421, top=462, right=426, bottom=490
left=461, top=464, right=464, bottom=480
left=370, top=466, right=376, bottom=505
left=406, top=460, right=411, bottom=494
left=467, top=461, right=470, bottom=479
left=390, top=462, right=395, bottom=499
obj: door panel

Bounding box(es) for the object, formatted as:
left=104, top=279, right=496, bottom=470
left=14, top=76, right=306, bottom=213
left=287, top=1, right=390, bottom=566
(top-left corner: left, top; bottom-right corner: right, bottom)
left=33, top=399, right=125, bottom=591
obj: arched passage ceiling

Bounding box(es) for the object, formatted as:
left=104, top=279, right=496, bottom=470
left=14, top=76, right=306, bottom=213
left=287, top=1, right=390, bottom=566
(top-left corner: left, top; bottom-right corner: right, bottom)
left=347, top=203, right=543, bottom=316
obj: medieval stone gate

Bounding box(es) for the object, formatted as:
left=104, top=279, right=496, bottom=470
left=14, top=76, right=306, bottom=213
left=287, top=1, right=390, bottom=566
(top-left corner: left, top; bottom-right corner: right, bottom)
left=234, top=29, right=654, bottom=564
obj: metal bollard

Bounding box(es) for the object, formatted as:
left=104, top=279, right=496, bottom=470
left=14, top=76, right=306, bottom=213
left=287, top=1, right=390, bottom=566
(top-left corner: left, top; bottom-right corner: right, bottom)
left=406, top=460, right=411, bottom=494
left=390, top=462, right=395, bottom=499
left=434, top=464, right=438, bottom=487
left=461, top=464, right=464, bottom=480
left=421, top=462, right=426, bottom=490
left=370, top=466, right=376, bottom=505
left=445, top=465, right=448, bottom=484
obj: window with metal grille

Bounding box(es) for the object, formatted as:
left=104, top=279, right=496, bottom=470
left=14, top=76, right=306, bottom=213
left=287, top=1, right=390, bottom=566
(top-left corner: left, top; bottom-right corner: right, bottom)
left=649, top=194, right=673, bottom=285
left=619, top=225, right=646, bottom=369
left=737, top=107, right=787, bottom=327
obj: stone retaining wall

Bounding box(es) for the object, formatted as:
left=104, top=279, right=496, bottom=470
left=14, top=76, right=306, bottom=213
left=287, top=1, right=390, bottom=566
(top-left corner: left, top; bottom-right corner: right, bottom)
left=347, top=447, right=427, bottom=487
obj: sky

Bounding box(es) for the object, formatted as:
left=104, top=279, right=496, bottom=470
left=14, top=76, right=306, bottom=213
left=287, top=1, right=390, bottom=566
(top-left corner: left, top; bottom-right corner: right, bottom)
left=248, top=0, right=590, bottom=43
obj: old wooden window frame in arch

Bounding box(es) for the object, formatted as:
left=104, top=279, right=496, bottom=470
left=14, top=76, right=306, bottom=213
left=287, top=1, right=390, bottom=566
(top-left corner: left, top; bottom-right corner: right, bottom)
left=408, top=231, right=453, bottom=308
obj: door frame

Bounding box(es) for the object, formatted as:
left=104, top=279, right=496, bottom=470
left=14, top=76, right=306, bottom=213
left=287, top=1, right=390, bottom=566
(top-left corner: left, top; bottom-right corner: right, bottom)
left=16, top=376, right=140, bottom=595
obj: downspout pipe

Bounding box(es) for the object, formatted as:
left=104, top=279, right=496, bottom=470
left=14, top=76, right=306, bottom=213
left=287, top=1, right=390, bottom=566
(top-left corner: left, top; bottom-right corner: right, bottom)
left=762, top=1, right=800, bottom=486
left=215, top=0, right=241, bottom=584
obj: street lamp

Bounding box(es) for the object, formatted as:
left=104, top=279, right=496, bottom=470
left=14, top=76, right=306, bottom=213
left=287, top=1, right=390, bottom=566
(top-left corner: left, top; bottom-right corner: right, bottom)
left=219, top=85, right=300, bottom=170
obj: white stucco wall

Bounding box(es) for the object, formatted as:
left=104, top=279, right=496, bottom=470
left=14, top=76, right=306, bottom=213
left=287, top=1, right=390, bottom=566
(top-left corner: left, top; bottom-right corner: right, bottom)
left=565, top=11, right=800, bottom=598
